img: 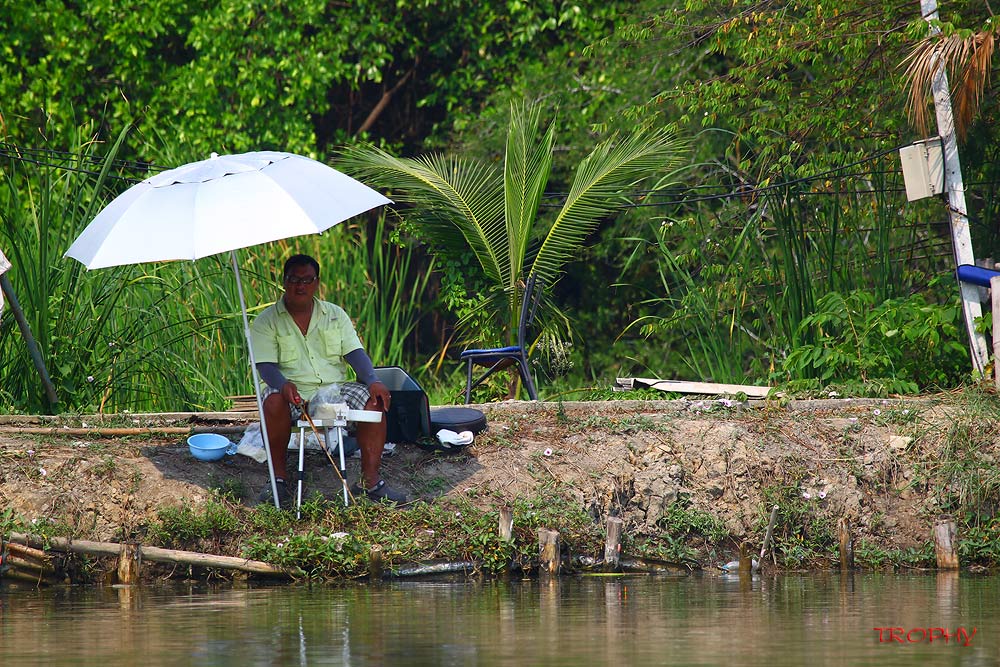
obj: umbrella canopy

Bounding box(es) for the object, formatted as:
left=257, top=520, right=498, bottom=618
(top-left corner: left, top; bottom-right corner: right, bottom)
left=65, top=150, right=392, bottom=508
left=66, top=151, right=391, bottom=268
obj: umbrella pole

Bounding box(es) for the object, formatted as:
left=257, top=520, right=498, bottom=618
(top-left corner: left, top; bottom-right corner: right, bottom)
left=231, top=251, right=281, bottom=509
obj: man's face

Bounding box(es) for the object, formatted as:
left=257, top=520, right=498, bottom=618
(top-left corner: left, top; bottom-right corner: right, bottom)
left=283, top=263, right=319, bottom=309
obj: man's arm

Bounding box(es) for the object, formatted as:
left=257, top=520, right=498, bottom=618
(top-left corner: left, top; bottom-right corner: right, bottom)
left=257, top=362, right=287, bottom=390
left=344, top=348, right=379, bottom=386
left=345, top=348, right=391, bottom=411
left=257, top=361, right=302, bottom=406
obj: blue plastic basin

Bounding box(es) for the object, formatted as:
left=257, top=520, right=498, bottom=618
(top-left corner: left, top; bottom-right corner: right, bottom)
left=187, top=433, right=235, bottom=461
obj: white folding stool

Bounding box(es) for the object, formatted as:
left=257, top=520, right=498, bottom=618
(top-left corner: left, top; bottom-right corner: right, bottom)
left=294, top=404, right=382, bottom=518
left=295, top=419, right=349, bottom=517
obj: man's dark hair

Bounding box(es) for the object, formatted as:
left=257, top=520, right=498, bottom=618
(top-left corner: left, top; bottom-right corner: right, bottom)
left=283, top=254, right=320, bottom=280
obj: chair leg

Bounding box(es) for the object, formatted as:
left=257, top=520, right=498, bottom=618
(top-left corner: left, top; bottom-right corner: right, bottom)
left=517, top=357, right=538, bottom=400
left=296, top=426, right=307, bottom=518
left=465, top=358, right=474, bottom=404
left=335, top=427, right=348, bottom=506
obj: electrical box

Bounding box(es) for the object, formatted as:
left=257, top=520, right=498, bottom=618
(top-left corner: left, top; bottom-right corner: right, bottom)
left=899, top=138, right=944, bottom=201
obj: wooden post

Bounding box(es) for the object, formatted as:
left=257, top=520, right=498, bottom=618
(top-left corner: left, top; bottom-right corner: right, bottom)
left=538, top=529, right=560, bottom=576
left=760, top=505, right=779, bottom=561
left=934, top=518, right=960, bottom=570
left=992, top=275, right=1000, bottom=389
left=738, top=541, right=753, bottom=577
left=368, top=545, right=384, bottom=581
left=838, top=518, right=854, bottom=571
left=604, top=517, right=623, bottom=569
left=499, top=507, right=513, bottom=541
left=117, top=542, right=141, bottom=585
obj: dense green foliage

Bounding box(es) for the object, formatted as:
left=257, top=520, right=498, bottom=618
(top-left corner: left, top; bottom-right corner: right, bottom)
left=0, top=0, right=618, bottom=159
left=3, top=1, right=1000, bottom=413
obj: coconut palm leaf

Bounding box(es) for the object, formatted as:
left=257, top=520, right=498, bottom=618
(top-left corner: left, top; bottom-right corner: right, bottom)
left=902, top=28, right=995, bottom=141
left=532, top=128, right=687, bottom=288
left=503, top=102, right=555, bottom=291
left=336, top=146, right=507, bottom=282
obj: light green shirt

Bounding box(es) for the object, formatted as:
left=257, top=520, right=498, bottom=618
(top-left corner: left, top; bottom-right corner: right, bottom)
left=249, top=297, right=364, bottom=400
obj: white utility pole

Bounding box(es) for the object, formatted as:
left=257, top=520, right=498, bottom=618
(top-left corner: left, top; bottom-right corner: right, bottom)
left=920, top=0, right=990, bottom=375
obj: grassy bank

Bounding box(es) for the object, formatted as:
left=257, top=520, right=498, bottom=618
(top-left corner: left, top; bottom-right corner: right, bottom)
left=4, top=391, right=1000, bottom=584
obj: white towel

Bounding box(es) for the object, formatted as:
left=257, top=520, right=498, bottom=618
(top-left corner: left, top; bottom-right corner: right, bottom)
left=436, top=429, right=474, bottom=446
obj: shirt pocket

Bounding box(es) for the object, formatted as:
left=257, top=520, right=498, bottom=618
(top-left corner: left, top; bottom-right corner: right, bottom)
left=321, top=329, right=343, bottom=358
left=277, top=334, right=300, bottom=364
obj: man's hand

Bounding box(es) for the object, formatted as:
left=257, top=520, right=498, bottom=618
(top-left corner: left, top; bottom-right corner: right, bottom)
left=369, top=380, right=391, bottom=412
left=280, top=381, right=303, bottom=407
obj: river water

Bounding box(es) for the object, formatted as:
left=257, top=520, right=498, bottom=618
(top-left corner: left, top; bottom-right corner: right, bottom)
left=0, top=572, right=995, bottom=666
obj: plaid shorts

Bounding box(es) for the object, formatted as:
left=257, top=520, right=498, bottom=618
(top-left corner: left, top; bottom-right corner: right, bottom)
left=262, top=382, right=372, bottom=421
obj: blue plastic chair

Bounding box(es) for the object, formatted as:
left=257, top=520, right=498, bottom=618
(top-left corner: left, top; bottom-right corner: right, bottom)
left=461, top=273, right=543, bottom=402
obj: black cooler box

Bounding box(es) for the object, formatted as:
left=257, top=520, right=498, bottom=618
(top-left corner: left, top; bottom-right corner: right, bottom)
left=374, top=366, right=431, bottom=443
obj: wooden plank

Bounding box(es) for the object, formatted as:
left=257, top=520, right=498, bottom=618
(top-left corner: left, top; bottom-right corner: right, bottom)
left=615, top=377, right=777, bottom=399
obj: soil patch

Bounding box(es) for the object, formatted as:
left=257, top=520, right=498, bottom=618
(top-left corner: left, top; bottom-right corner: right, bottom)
left=0, top=397, right=973, bottom=565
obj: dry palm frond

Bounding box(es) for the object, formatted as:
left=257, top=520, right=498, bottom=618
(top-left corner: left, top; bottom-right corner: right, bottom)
left=901, top=29, right=995, bottom=142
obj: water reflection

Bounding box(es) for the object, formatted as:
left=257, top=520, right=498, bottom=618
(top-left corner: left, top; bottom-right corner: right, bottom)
left=1, top=573, right=997, bottom=666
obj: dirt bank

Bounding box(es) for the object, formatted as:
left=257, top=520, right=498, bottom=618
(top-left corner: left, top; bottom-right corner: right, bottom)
left=0, top=395, right=984, bottom=568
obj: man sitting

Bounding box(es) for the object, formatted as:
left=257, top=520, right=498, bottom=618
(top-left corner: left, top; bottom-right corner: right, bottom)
left=250, top=253, right=407, bottom=505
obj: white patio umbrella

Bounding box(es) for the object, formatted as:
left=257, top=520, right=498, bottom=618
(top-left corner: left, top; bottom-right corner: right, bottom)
left=66, top=150, right=392, bottom=507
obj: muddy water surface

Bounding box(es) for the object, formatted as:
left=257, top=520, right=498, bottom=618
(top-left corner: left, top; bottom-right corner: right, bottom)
left=1, top=573, right=996, bottom=666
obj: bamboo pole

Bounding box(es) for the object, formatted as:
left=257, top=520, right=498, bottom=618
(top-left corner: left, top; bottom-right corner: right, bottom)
left=0, top=273, right=59, bottom=408
left=5, top=541, right=50, bottom=562
left=2, top=568, right=59, bottom=585
left=6, top=554, right=55, bottom=575
left=8, top=532, right=300, bottom=578
left=0, top=425, right=247, bottom=437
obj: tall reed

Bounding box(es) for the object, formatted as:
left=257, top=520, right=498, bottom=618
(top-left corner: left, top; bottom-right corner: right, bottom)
left=620, top=156, right=953, bottom=387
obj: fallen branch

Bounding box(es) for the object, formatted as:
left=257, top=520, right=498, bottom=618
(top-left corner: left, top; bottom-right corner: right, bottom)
left=8, top=532, right=300, bottom=578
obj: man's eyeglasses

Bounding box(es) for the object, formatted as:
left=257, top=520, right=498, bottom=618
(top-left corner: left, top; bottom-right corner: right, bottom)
left=285, top=275, right=318, bottom=285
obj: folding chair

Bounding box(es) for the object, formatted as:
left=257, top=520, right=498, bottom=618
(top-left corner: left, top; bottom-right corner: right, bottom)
left=294, top=419, right=348, bottom=517
left=460, top=273, right=543, bottom=402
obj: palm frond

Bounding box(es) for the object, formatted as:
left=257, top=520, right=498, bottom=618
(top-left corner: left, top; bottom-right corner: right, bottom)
left=902, top=28, right=995, bottom=141
left=532, top=128, right=688, bottom=288
left=337, top=145, right=506, bottom=282
left=503, top=102, right=554, bottom=289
